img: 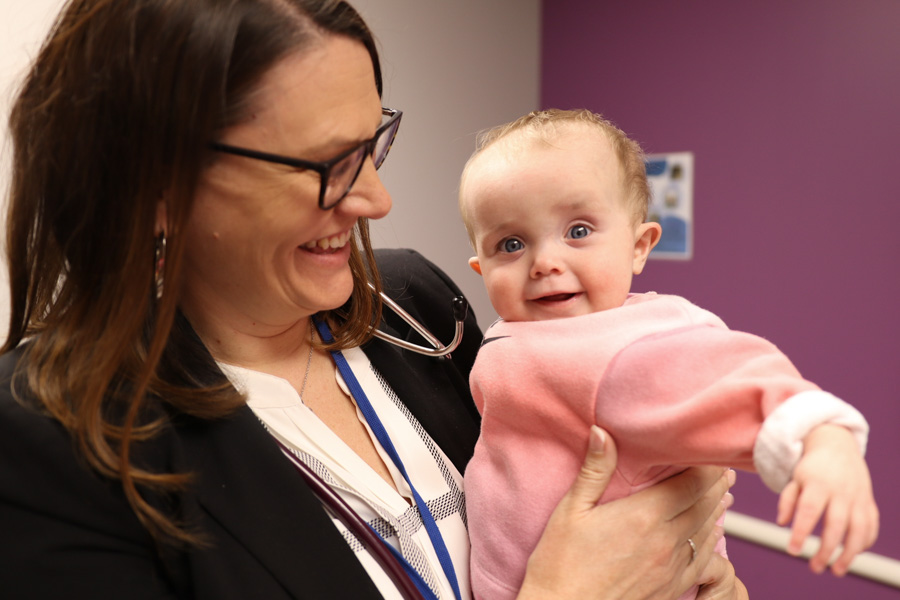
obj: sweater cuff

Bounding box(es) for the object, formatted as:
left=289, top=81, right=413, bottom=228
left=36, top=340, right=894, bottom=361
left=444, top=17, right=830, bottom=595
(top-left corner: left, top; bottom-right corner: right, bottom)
left=753, top=390, right=869, bottom=492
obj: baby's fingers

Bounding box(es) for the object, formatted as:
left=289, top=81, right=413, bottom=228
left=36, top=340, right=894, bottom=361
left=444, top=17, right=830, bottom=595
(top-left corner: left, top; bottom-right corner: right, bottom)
left=829, top=502, right=881, bottom=576
left=786, top=486, right=827, bottom=559
left=811, top=502, right=849, bottom=574
left=777, top=481, right=799, bottom=528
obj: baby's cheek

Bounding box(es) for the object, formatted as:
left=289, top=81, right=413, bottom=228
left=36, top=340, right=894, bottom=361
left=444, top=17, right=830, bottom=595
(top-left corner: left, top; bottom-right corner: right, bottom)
left=486, top=277, right=520, bottom=318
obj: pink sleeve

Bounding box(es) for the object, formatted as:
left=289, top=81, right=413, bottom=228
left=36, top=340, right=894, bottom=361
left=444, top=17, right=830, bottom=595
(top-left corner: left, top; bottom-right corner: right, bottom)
left=595, top=324, right=820, bottom=482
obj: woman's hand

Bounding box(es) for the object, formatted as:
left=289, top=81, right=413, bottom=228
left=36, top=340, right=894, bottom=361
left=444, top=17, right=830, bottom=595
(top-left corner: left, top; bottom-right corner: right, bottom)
left=517, top=426, right=737, bottom=600
left=696, top=555, right=749, bottom=600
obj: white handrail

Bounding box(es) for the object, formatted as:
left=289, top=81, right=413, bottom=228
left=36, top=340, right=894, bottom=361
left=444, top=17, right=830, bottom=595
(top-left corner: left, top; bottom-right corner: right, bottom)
left=724, top=511, right=900, bottom=589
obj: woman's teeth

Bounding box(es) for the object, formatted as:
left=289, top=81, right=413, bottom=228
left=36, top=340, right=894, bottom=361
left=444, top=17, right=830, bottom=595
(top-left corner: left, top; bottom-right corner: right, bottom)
left=302, top=230, right=351, bottom=252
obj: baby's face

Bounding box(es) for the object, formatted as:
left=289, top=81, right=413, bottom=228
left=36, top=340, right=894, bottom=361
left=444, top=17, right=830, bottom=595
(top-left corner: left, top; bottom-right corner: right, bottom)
left=463, top=127, right=654, bottom=322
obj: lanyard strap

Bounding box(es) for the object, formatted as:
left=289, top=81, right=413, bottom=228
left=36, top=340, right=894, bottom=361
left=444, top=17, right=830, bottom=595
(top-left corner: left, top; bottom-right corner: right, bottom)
left=314, top=317, right=464, bottom=600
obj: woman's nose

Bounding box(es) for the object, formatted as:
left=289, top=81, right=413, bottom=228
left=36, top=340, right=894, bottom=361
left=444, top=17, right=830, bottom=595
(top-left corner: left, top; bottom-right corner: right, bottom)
left=337, top=157, right=392, bottom=220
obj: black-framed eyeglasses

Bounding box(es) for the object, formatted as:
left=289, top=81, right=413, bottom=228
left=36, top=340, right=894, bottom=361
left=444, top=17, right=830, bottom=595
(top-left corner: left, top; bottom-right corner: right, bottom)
left=210, top=108, right=402, bottom=210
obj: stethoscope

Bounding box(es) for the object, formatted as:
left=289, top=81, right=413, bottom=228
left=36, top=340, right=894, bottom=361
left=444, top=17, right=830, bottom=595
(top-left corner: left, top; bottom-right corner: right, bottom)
left=367, top=283, right=468, bottom=358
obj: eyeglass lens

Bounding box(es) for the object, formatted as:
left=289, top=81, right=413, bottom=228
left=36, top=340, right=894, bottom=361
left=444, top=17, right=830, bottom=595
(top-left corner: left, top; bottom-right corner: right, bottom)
left=322, top=112, right=400, bottom=208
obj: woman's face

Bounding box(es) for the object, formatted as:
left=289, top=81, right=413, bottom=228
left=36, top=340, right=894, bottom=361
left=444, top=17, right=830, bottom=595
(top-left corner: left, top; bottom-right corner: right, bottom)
left=181, top=35, right=391, bottom=337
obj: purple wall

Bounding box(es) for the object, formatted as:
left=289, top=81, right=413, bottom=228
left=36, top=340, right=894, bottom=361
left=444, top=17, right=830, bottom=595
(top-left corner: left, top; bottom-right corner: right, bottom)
left=543, top=1, right=899, bottom=597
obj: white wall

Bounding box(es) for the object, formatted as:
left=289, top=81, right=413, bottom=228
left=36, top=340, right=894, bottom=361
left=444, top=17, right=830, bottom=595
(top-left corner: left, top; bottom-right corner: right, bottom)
left=0, top=0, right=66, bottom=150
left=0, top=0, right=540, bottom=334
left=0, top=0, right=67, bottom=342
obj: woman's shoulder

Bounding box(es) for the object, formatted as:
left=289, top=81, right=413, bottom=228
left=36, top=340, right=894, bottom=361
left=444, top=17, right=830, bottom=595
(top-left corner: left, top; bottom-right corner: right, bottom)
left=0, top=345, right=41, bottom=425
left=0, top=343, right=151, bottom=536
left=374, top=248, right=464, bottom=297
left=0, top=343, right=171, bottom=503
left=373, top=247, right=480, bottom=347
left=0, top=351, right=177, bottom=597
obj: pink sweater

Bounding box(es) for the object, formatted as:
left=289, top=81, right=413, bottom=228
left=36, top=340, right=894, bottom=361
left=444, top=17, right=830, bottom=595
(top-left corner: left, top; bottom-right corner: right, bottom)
left=465, top=293, right=867, bottom=600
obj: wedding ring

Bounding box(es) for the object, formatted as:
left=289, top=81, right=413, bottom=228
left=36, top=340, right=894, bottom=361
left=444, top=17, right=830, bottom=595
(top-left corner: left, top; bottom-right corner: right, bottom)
left=687, top=537, right=698, bottom=564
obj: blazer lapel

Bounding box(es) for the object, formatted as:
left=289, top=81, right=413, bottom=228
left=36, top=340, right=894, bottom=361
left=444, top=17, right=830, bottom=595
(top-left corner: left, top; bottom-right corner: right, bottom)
left=177, top=406, right=383, bottom=598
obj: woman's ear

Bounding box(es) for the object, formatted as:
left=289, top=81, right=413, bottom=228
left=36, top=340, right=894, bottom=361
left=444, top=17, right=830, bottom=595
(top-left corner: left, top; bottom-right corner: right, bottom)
left=633, top=222, right=662, bottom=275
left=468, top=256, right=483, bottom=276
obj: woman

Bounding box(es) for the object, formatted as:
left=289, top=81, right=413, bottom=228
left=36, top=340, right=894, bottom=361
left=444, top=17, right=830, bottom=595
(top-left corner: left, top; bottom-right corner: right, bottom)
left=0, top=0, right=741, bottom=598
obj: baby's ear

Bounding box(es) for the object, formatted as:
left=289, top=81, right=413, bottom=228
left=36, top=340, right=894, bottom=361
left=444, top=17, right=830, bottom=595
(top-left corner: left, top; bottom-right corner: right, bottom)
left=633, top=222, right=662, bottom=275
left=468, top=256, right=483, bottom=276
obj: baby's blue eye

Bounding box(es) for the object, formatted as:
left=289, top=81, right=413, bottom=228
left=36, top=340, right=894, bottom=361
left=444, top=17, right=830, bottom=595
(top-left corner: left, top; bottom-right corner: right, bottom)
left=501, top=238, right=524, bottom=253
left=568, top=225, right=591, bottom=239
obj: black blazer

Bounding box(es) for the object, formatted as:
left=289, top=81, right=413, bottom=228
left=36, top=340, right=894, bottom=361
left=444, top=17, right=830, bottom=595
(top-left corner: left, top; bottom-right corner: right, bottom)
left=0, top=249, right=482, bottom=599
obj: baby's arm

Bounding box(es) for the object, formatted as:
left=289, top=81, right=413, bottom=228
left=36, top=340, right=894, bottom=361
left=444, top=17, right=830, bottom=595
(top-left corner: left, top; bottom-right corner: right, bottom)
left=753, top=390, right=877, bottom=574
left=596, top=318, right=877, bottom=574
left=776, top=423, right=879, bottom=576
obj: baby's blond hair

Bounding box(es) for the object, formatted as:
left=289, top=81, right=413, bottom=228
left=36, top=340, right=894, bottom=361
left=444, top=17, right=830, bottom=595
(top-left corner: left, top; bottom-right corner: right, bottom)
left=459, top=109, right=651, bottom=245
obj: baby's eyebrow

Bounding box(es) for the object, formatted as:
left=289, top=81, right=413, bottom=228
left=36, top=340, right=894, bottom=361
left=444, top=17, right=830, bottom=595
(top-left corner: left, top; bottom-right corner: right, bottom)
left=480, top=222, right=520, bottom=241
left=553, top=197, right=602, bottom=214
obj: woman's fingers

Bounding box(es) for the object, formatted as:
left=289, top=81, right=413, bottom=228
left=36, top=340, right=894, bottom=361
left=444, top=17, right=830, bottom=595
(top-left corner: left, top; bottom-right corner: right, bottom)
left=652, top=466, right=735, bottom=540
left=646, top=465, right=735, bottom=523
left=673, top=469, right=734, bottom=591
left=520, top=431, right=732, bottom=600
left=517, top=426, right=623, bottom=600
left=565, top=426, right=617, bottom=510
left=683, top=494, right=730, bottom=582
left=695, top=555, right=745, bottom=600
left=520, top=432, right=738, bottom=600
left=631, top=466, right=734, bottom=593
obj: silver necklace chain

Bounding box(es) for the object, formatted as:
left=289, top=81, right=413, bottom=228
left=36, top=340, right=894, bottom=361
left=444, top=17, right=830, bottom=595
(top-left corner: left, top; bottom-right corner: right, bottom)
left=299, top=342, right=314, bottom=402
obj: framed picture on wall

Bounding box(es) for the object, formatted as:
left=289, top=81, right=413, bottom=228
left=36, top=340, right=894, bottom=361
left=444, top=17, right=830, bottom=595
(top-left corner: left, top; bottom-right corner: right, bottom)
left=646, top=152, right=693, bottom=260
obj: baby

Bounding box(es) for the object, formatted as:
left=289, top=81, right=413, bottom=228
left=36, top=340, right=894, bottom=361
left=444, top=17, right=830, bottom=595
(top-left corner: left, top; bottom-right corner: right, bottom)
left=458, top=109, right=878, bottom=600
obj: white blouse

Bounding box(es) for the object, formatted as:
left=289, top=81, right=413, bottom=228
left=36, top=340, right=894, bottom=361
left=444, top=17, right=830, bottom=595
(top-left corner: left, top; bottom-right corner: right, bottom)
left=218, top=346, right=472, bottom=600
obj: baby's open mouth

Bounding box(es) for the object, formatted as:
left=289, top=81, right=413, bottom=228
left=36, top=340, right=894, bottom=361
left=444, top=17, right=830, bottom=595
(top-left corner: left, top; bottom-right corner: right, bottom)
left=536, top=293, right=577, bottom=303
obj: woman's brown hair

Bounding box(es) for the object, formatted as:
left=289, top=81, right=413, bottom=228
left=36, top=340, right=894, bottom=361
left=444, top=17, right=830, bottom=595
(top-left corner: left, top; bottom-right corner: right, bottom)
left=3, top=0, right=384, bottom=546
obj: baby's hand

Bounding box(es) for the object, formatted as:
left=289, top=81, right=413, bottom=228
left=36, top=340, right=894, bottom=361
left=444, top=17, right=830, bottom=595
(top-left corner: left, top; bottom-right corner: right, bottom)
left=776, top=424, right=879, bottom=575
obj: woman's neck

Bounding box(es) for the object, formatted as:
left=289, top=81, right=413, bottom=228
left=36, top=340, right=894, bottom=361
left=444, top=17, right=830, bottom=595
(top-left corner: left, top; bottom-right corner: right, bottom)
left=183, top=301, right=316, bottom=376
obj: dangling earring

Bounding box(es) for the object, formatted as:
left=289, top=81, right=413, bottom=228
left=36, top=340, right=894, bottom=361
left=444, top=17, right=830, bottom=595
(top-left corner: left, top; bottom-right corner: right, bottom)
left=154, top=232, right=166, bottom=300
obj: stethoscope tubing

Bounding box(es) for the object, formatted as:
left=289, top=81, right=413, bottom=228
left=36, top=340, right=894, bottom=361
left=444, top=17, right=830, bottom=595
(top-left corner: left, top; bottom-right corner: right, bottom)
left=275, top=438, right=426, bottom=600
left=368, top=283, right=467, bottom=358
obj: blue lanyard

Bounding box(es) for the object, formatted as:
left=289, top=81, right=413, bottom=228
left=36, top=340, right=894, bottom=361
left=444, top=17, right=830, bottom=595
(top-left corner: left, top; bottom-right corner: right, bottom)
left=314, top=317, right=464, bottom=600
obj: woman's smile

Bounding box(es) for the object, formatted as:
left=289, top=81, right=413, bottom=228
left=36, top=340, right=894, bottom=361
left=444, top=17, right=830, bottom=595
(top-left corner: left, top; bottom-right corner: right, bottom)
left=301, top=228, right=353, bottom=253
